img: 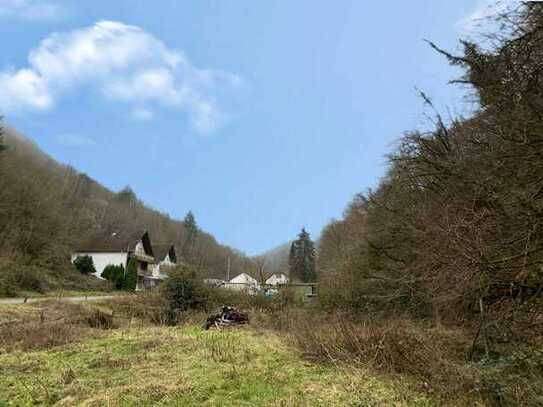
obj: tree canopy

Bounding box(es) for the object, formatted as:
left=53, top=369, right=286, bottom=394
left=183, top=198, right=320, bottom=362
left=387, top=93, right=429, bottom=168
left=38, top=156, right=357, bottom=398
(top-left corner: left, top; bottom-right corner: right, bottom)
left=289, top=228, right=316, bottom=283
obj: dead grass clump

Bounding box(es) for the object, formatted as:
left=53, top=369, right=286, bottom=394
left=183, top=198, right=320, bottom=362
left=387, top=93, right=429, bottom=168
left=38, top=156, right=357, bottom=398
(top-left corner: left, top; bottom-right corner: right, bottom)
left=0, top=320, right=84, bottom=353
left=106, top=293, right=169, bottom=325
left=275, top=311, right=476, bottom=395
left=83, top=309, right=115, bottom=329
left=0, top=301, right=116, bottom=352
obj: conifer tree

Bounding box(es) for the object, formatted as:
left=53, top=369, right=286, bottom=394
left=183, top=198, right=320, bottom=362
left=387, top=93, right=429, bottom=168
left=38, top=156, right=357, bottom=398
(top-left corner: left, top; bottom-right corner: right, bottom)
left=123, top=258, right=138, bottom=291
left=181, top=211, right=198, bottom=262
left=288, top=228, right=316, bottom=282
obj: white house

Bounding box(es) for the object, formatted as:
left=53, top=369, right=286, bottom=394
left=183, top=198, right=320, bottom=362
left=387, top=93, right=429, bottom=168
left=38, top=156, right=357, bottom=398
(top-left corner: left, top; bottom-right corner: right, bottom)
left=71, top=230, right=156, bottom=290
left=265, top=273, right=289, bottom=286
left=204, top=278, right=226, bottom=287
left=147, top=244, right=178, bottom=288
left=224, top=273, right=260, bottom=294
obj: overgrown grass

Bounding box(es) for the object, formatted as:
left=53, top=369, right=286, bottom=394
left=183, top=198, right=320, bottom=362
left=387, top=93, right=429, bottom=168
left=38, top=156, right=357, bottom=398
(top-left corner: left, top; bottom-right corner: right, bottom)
left=1, top=299, right=541, bottom=405
left=0, top=310, right=432, bottom=406
left=251, top=308, right=543, bottom=406
left=0, top=301, right=115, bottom=353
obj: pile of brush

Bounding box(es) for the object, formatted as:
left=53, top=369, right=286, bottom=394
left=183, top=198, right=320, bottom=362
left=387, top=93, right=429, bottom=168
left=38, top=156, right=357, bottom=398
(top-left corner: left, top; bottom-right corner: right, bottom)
left=204, top=306, right=249, bottom=330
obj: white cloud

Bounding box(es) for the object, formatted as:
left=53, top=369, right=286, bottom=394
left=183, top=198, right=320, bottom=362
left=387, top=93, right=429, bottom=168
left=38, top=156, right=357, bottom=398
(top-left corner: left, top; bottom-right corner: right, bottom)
left=0, top=20, right=240, bottom=134
left=456, top=0, right=521, bottom=35
left=57, top=134, right=96, bottom=147
left=0, top=68, right=51, bottom=110
left=0, top=0, right=62, bottom=20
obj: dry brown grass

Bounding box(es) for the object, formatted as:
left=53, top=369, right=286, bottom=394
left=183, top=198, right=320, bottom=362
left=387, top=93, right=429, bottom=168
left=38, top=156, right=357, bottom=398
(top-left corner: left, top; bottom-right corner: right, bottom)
left=252, top=309, right=478, bottom=400
left=0, top=301, right=115, bottom=353
left=250, top=308, right=543, bottom=405
left=105, top=292, right=169, bottom=326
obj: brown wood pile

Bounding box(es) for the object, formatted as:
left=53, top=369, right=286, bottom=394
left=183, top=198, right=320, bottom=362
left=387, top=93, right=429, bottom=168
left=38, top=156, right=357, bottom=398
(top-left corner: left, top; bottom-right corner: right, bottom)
left=204, top=306, right=249, bottom=330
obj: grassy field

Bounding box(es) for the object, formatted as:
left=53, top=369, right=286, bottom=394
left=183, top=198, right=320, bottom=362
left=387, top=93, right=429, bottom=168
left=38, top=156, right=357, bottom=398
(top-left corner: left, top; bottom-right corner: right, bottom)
left=0, top=303, right=438, bottom=406
left=1, top=300, right=541, bottom=406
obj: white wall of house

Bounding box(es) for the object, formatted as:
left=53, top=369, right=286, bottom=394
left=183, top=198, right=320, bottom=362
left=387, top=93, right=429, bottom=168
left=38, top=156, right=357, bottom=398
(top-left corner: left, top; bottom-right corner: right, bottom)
left=225, top=273, right=260, bottom=293
left=71, top=252, right=128, bottom=279
left=150, top=254, right=176, bottom=278
left=135, top=241, right=146, bottom=256
left=265, top=273, right=289, bottom=286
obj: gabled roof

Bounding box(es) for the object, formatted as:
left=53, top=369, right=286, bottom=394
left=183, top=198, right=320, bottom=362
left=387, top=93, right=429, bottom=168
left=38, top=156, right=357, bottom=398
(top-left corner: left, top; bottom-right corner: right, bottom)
left=139, top=231, right=154, bottom=257
left=268, top=273, right=288, bottom=278
left=265, top=273, right=289, bottom=284
left=75, top=229, right=153, bottom=256
left=229, top=273, right=258, bottom=284
left=153, top=243, right=177, bottom=263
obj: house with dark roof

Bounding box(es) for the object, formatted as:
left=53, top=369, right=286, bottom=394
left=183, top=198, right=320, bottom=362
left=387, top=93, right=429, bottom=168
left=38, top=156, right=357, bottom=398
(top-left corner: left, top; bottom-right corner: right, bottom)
left=146, top=243, right=178, bottom=288
left=71, top=230, right=157, bottom=290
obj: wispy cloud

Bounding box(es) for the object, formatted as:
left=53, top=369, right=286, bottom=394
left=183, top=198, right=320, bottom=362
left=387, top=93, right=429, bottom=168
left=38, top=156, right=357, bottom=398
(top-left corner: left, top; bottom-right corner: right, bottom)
left=57, top=134, right=96, bottom=147
left=0, top=0, right=63, bottom=20
left=0, top=20, right=241, bottom=134
left=456, top=0, right=521, bottom=35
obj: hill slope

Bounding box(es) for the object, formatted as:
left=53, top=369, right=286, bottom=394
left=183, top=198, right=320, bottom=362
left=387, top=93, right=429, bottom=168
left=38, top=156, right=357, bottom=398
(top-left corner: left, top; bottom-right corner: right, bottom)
left=0, top=127, right=252, bottom=295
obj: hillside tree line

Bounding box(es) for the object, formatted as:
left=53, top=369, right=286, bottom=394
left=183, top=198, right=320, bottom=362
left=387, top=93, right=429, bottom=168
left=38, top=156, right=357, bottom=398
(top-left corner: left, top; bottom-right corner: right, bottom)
left=317, top=3, right=543, bottom=342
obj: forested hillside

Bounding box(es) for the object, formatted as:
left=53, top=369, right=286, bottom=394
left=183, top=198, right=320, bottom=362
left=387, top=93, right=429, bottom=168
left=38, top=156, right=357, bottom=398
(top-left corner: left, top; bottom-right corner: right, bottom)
left=317, top=3, right=543, bottom=341
left=0, top=128, right=253, bottom=295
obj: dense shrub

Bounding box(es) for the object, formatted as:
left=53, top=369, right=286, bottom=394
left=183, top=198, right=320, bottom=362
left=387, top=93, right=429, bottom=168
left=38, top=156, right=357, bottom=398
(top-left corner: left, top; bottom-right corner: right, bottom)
left=160, top=264, right=210, bottom=325
left=73, top=255, right=96, bottom=275
left=101, top=264, right=125, bottom=289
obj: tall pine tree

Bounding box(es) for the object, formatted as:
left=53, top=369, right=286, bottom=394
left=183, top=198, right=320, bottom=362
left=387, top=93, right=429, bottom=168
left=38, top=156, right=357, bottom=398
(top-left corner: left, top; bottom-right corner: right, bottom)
left=288, top=228, right=316, bottom=282
left=181, top=211, right=198, bottom=262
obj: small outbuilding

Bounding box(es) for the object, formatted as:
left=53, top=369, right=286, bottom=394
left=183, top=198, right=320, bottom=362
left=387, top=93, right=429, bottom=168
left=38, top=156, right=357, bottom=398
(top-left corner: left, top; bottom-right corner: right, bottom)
left=224, top=273, right=260, bottom=294
left=265, top=273, right=289, bottom=286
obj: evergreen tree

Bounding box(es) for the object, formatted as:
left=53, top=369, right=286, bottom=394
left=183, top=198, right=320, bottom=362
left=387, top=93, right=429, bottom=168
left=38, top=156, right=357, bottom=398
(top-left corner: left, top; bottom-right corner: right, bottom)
left=288, top=228, right=317, bottom=282
left=123, top=258, right=138, bottom=291
left=288, top=241, right=297, bottom=275
left=181, top=211, right=198, bottom=262
left=101, top=264, right=125, bottom=290
left=73, top=255, right=96, bottom=275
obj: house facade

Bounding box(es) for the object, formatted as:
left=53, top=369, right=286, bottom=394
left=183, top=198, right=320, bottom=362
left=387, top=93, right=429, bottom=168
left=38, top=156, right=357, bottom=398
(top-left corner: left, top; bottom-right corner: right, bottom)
left=145, top=244, right=178, bottom=289
left=265, top=273, right=289, bottom=286
left=224, top=273, right=260, bottom=294
left=71, top=230, right=176, bottom=291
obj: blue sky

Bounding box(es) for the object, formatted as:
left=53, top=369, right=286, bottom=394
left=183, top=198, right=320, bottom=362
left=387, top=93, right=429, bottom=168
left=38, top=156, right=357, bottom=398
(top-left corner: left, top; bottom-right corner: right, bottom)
left=0, top=0, right=512, bottom=255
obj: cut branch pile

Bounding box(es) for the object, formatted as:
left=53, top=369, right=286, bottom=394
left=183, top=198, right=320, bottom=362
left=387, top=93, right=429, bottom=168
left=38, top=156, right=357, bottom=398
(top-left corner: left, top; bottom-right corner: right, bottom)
left=204, top=306, right=249, bottom=330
